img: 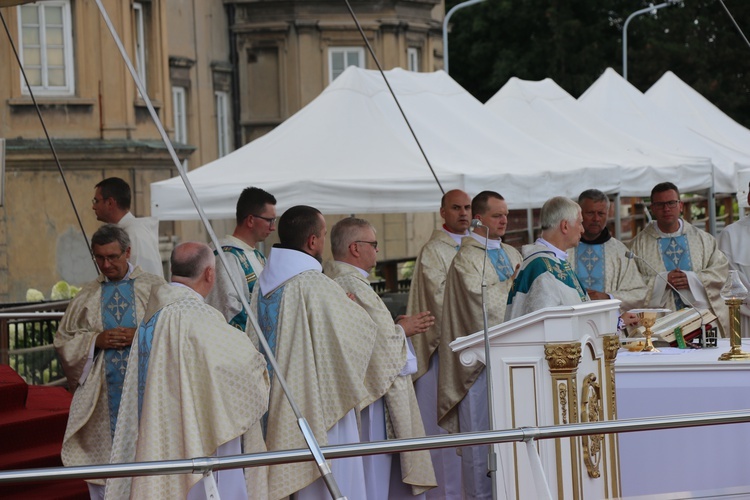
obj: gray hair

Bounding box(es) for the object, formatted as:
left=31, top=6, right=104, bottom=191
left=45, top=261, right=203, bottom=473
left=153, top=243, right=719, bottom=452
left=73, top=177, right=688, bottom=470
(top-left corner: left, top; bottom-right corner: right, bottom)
left=540, top=197, right=580, bottom=230
left=578, top=189, right=610, bottom=208
left=91, top=224, right=131, bottom=253
left=331, top=217, right=375, bottom=260
left=171, top=242, right=215, bottom=279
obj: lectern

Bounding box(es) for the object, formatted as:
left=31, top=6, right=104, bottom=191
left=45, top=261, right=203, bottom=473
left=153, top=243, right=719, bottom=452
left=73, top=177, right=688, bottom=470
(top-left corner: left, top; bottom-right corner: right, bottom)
left=450, top=300, right=621, bottom=500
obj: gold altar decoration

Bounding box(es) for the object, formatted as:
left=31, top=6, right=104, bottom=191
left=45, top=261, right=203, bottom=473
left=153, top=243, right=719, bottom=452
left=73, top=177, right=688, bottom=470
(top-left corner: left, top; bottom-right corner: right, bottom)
left=719, top=270, right=750, bottom=361
left=630, top=309, right=670, bottom=352
left=581, top=374, right=603, bottom=478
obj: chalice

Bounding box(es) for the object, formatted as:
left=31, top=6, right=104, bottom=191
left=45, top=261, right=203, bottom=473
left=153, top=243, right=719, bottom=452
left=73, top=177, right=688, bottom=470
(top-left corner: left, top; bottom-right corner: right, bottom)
left=630, top=309, right=670, bottom=352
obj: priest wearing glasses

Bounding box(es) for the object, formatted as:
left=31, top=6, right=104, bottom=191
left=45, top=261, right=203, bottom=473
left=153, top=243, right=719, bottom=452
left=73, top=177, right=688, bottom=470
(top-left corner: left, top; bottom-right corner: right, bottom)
left=629, top=182, right=728, bottom=336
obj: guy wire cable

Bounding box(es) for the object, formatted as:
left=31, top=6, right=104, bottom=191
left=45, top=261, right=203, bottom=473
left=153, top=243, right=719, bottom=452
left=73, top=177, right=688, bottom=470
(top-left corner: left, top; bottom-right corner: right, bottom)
left=343, top=0, right=445, bottom=195
left=0, top=10, right=97, bottom=274
left=718, top=0, right=750, bottom=50
left=90, top=0, right=345, bottom=497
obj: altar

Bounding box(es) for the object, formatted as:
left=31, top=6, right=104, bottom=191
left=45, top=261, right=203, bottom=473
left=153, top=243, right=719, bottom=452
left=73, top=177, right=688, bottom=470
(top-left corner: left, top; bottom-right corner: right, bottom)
left=615, top=339, right=750, bottom=497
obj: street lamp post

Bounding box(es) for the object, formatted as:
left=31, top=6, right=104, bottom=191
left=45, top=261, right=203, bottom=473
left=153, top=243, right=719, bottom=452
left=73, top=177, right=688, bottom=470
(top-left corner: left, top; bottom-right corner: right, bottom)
left=443, top=0, right=487, bottom=75
left=622, top=1, right=680, bottom=81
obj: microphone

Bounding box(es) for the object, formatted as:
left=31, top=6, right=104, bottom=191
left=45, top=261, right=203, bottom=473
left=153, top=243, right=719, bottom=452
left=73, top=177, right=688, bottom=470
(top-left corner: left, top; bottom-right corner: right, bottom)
left=625, top=250, right=706, bottom=343
left=470, top=218, right=484, bottom=229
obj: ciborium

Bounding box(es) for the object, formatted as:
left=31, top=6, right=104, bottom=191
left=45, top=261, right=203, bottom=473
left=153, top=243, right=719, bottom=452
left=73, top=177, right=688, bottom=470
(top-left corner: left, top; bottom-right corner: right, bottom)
left=630, top=309, right=670, bottom=352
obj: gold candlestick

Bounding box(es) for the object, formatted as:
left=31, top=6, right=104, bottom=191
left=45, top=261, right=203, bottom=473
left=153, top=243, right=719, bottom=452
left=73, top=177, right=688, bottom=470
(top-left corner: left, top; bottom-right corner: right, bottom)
left=719, top=298, right=750, bottom=361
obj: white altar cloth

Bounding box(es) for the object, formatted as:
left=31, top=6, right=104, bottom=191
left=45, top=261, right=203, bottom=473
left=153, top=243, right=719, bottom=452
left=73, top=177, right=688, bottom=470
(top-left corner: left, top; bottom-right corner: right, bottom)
left=616, top=339, right=750, bottom=497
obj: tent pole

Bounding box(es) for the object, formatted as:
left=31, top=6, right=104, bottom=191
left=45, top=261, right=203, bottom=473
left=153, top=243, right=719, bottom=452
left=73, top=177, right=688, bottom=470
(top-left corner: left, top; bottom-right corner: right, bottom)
left=708, top=186, right=717, bottom=235
left=526, top=208, right=534, bottom=244
left=614, top=193, right=622, bottom=240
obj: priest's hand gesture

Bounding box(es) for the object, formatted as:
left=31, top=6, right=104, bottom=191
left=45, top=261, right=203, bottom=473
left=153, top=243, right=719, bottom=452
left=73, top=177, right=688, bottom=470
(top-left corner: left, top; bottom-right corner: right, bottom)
left=396, top=311, right=435, bottom=337
left=95, top=326, right=137, bottom=349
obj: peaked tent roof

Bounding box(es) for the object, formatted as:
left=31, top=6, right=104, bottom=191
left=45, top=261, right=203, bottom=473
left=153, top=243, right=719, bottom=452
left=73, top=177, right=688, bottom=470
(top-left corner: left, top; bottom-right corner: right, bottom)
left=645, top=71, right=750, bottom=182
left=152, top=67, right=622, bottom=219
left=578, top=68, right=750, bottom=194
left=485, top=76, right=713, bottom=197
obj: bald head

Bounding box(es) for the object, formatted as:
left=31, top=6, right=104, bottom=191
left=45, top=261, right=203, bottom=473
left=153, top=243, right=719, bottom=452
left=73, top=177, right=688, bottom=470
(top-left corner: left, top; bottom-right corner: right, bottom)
left=440, top=189, right=471, bottom=234
left=170, top=242, right=216, bottom=296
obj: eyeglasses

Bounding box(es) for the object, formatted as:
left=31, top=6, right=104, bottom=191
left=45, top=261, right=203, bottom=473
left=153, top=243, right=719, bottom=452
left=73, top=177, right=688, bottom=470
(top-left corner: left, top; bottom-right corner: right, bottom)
left=355, top=240, right=378, bottom=250
left=94, top=252, right=125, bottom=264
left=651, top=200, right=680, bottom=210
left=252, top=214, right=276, bottom=226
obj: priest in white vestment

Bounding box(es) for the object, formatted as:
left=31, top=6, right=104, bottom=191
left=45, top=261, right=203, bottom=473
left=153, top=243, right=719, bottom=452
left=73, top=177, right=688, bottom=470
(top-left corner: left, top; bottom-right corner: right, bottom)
left=206, top=187, right=276, bottom=330
left=92, top=177, right=163, bottom=277
left=105, top=242, right=269, bottom=500
left=325, top=217, right=437, bottom=499
left=568, top=189, right=647, bottom=312
left=406, top=189, right=470, bottom=499
left=55, top=225, right=165, bottom=499
left=506, top=197, right=590, bottom=320
left=718, top=187, right=750, bottom=337
left=630, top=182, right=729, bottom=336
left=246, top=205, right=394, bottom=499
left=439, top=191, right=522, bottom=499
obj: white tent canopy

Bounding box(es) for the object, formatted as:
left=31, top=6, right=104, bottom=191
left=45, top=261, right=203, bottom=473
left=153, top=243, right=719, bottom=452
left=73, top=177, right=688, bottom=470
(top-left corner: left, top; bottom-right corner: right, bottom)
left=484, top=76, right=714, bottom=197
left=578, top=68, right=750, bottom=194
left=151, top=67, right=622, bottom=220
left=645, top=70, right=750, bottom=192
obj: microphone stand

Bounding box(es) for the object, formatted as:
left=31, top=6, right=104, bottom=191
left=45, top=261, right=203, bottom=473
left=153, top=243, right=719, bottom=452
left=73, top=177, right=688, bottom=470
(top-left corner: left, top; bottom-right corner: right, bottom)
left=626, top=250, right=707, bottom=345
left=474, top=220, right=498, bottom=499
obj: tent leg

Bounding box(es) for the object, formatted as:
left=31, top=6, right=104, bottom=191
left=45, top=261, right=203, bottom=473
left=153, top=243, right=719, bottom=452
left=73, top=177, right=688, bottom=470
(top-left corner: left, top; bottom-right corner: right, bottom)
left=614, top=193, right=622, bottom=240
left=708, top=186, right=717, bottom=235
left=526, top=208, right=534, bottom=245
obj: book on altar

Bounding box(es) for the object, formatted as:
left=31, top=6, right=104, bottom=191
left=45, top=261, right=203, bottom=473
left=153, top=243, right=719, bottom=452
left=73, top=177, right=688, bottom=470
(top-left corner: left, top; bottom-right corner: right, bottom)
left=629, top=308, right=717, bottom=345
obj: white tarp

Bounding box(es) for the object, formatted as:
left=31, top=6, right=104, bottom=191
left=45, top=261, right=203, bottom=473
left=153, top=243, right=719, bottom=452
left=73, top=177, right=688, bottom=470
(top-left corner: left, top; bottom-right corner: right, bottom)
left=485, top=76, right=714, bottom=197
left=645, top=70, right=750, bottom=192
left=578, top=68, right=750, bottom=194
left=151, top=67, right=622, bottom=220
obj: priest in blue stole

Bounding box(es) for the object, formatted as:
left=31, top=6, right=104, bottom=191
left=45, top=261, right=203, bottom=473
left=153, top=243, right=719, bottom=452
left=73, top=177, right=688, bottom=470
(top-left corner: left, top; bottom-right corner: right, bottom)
left=55, top=224, right=165, bottom=498
left=630, top=182, right=729, bottom=336
left=568, top=189, right=647, bottom=312
left=439, top=191, right=522, bottom=499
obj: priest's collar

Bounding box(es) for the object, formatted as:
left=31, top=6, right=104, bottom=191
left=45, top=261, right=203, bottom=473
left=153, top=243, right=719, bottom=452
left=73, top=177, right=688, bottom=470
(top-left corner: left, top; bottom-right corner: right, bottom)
left=535, top=238, right=568, bottom=260
left=101, top=262, right=134, bottom=283
left=580, top=227, right=612, bottom=246
left=442, top=225, right=469, bottom=246
left=652, top=219, right=684, bottom=238
left=169, top=281, right=204, bottom=301
left=259, top=246, right=323, bottom=293
left=470, top=231, right=502, bottom=249
left=223, top=234, right=256, bottom=251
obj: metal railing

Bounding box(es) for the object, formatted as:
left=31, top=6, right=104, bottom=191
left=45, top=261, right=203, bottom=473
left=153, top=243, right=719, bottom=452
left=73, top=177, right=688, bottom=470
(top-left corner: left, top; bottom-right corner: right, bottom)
left=0, top=307, right=67, bottom=385
left=1, top=409, right=748, bottom=486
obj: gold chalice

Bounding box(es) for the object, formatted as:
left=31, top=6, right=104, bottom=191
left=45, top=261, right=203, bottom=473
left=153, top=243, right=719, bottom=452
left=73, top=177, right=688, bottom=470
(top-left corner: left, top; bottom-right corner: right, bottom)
left=630, top=309, right=671, bottom=352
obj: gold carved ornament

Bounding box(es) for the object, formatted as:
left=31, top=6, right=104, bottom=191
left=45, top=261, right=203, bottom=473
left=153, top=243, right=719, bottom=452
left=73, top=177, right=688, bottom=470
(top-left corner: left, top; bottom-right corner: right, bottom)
left=580, top=373, right=603, bottom=478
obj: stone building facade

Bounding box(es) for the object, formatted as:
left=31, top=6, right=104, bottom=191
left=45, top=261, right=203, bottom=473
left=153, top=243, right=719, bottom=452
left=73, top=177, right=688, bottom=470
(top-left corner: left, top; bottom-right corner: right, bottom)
left=0, top=0, right=447, bottom=301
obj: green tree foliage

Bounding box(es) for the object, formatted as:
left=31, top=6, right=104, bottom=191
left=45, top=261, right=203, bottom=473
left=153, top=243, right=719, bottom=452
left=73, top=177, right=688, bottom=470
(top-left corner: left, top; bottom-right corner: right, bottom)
left=446, top=0, right=750, bottom=127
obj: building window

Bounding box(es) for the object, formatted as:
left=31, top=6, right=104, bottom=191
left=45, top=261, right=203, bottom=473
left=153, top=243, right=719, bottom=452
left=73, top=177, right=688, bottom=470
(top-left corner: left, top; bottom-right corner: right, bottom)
left=328, top=47, right=365, bottom=83
left=407, top=47, right=420, bottom=72
left=17, top=0, right=75, bottom=95
left=215, top=91, right=231, bottom=158
left=133, top=2, right=147, bottom=89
